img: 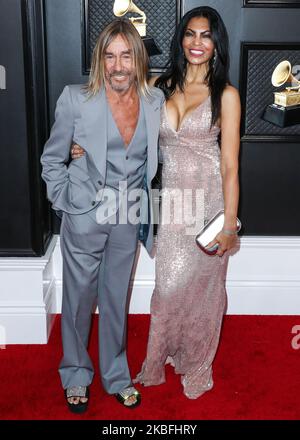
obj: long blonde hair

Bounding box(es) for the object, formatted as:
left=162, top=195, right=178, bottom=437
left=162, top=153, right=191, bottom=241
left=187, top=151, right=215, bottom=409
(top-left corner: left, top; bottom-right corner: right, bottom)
left=86, top=18, right=150, bottom=96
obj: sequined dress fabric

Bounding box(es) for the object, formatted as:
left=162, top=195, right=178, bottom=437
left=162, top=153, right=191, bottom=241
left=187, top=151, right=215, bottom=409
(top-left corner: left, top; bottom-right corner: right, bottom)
left=134, top=96, right=229, bottom=399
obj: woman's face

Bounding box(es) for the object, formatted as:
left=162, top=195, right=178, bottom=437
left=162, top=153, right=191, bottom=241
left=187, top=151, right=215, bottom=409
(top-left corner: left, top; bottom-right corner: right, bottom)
left=182, top=16, right=215, bottom=65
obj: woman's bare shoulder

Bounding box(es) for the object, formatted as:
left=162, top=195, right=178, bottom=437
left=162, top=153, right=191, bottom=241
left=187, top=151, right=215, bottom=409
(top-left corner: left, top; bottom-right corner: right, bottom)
left=220, top=85, right=241, bottom=127
left=221, top=84, right=240, bottom=105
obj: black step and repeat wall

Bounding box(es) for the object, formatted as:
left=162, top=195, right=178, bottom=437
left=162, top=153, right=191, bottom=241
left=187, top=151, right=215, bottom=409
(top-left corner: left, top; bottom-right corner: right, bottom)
left=1, top=0, right=300, bottom=256
left=0, top=0, right=51, bottom=256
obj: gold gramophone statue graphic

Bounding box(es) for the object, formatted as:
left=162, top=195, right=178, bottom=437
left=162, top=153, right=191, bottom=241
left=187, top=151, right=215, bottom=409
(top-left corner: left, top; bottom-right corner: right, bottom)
left=113, top=0, right=161, bottom=56
left=263, top=60, right=300, bottom=127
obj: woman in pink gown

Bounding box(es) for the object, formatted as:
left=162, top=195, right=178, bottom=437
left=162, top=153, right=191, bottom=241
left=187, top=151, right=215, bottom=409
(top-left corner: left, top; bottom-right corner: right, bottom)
left=134, top=6, right=241, bottom=399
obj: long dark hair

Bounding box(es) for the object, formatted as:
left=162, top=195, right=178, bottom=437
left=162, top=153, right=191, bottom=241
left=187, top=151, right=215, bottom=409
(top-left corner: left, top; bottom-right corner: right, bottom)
left=155, top=6, right=230, bottom=128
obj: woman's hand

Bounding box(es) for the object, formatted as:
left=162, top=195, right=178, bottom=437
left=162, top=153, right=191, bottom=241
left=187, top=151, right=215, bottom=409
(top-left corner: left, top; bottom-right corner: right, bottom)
left=206, top=230, right=238, bottom=257
left=71, top=143, right=85, bottom=159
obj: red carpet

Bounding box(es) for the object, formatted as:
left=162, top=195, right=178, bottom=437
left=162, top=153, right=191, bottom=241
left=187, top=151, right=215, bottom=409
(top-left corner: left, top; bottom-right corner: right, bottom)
left=1, top=315, right=300, bottom=420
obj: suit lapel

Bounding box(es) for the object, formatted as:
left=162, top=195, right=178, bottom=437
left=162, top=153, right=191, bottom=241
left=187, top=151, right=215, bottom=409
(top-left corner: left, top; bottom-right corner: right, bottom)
left=141, top=93, right=161, bottom=185
left=79, top=88, right=161, bottom=185
left=80, top=88, right=107, bottom=181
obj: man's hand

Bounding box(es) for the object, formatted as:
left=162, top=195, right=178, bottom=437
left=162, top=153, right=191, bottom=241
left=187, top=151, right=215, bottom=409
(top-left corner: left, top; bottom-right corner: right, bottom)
left=71, top=143, right=85, bottom=159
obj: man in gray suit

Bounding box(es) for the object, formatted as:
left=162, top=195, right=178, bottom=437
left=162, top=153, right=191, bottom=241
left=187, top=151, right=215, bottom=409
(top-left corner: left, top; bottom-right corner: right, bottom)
left=41, top=19, right=164, bottom=413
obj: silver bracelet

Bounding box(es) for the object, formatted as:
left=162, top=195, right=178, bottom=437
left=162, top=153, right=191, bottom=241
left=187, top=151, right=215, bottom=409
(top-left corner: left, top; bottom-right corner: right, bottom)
left=222, top=228, right=238, bottom=236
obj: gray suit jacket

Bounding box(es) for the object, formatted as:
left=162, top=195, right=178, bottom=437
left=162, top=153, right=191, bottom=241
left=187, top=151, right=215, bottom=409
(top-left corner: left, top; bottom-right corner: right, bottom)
left=40, top=84, right=164, bottom=253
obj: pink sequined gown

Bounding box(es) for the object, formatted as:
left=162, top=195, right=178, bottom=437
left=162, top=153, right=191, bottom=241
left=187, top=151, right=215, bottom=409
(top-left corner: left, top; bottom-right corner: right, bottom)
left=134, top=95, right=229, bottom=399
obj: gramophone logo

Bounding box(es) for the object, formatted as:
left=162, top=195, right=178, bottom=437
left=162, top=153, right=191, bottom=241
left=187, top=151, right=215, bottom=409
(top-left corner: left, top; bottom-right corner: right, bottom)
left=113, top=0, right=146, bottom=37
left=272, top=60, right=300, bottom=104
left=292, top=64, right=300, bottom=85
left=113, top=0, right=161, bottom=56
left=262, top=60, right=300, bottom=127
left=0, top=65, right=6, bottom=90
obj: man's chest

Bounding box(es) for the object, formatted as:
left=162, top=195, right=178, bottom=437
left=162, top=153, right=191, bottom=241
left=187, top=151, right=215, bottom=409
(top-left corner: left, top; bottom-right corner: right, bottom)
left=110, top=102, right=140, bottom=147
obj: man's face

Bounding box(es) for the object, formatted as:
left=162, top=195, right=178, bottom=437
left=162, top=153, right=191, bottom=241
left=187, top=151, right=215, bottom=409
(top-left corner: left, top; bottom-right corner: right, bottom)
left=104, top=34, right=136, bottom=93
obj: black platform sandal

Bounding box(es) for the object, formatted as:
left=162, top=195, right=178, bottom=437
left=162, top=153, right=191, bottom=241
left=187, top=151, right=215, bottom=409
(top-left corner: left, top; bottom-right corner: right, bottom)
left=64, top=385, right=89, bottom=414
left=115, top=386, right=141, bottom=408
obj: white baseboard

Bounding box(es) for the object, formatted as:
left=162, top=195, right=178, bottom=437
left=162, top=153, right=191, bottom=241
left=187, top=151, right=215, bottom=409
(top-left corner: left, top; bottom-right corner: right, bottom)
left=55, top=235, right=300, bottom=315
left=0, top=237, right=58, bottom=344
left=1, top=235, right=300, bottom=344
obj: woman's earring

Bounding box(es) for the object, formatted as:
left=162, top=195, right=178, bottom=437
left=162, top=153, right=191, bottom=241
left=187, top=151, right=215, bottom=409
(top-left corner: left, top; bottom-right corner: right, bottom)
left=213, top=49, right=217, bottom=68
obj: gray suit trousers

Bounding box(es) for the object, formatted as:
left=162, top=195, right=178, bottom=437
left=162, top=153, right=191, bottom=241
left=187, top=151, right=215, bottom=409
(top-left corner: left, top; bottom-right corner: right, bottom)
left=58, top=211, right=140, bottom=394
